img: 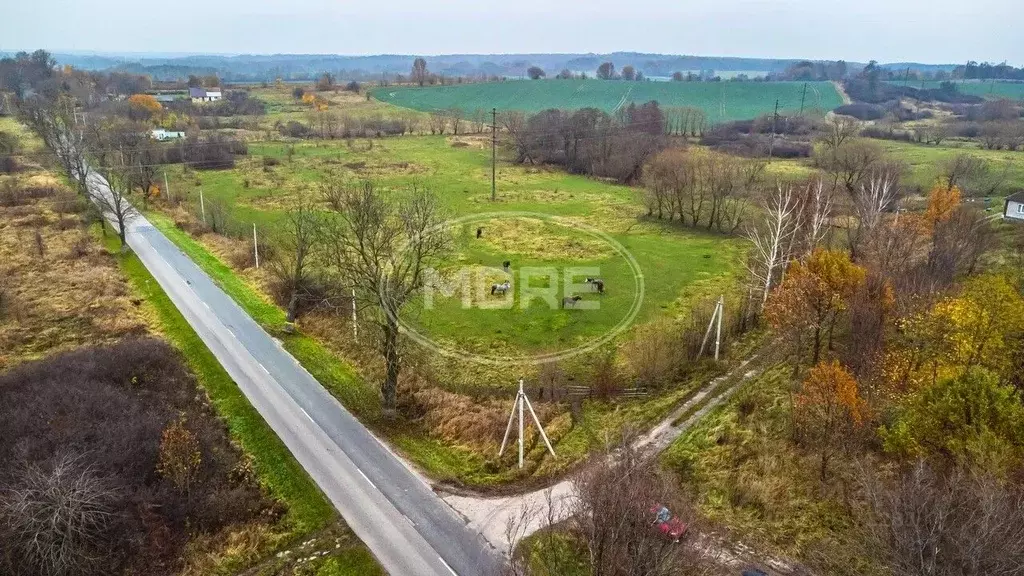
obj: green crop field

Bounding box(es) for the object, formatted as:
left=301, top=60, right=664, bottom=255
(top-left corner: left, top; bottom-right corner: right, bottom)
left=885, top=79, right=1024, bottom=101
left=371, top=79, right=843, bottom=123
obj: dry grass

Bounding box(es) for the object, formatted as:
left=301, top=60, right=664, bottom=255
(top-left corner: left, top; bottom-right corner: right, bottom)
left=477, top=217, right=615, bottom=260
left=0, top=175, right=147, bottom=369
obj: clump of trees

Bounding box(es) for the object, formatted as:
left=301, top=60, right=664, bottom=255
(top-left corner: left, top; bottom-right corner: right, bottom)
left=503, top=102, right=667, bottom=183
left=643, top=147, right=765, bottom=232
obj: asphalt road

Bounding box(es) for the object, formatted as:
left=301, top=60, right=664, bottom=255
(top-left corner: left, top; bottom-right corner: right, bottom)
left=85, top=171, right=500, bottom=576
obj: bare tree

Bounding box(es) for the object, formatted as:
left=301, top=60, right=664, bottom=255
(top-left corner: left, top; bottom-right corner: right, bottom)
left=746, top=185, right=799, bottom=306
left=0, top=454, right=117, bottom=576
left=20, top=95, right=91, bottom=196
left=91, top=162, right=140, bottom=249
left=411, top=57, right=429, bottom=87
left=428, top=110, right=447, bottom=135
left=799, top=178, right=834, bottom=256
left=499, top=111, right=531, bottom=163
left=848, top=172, right=899, bottom=260
left=926, top=205, right=995, bottom=286
left=819, top=114, right=860, bottom=153
left=447, top=108, right=463, bottom=136
left=319, top=182, right=451, bottom=412
left=269, top=192, right=320, bottom=323
left=861, top=461, right=1024, bottom=576
left=569, top=442, right=715, bottom=576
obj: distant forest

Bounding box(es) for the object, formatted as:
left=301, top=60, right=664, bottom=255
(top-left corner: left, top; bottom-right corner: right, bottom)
left=0, top=51, right=972, bottom=83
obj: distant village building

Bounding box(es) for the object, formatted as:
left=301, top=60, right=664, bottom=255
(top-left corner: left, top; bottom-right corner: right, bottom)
left=1004, top=191, right=1024, bottom=222
left=189, top=87, right=222, bottom=103
left=150, top=128, right=185, bottom=141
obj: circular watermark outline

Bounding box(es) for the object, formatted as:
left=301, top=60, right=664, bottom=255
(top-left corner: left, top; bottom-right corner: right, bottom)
left=384, top=210, right=645, bottom=366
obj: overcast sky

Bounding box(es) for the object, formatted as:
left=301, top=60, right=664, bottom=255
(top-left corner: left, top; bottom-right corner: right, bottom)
left=3, top=0, right=1022, bottom=64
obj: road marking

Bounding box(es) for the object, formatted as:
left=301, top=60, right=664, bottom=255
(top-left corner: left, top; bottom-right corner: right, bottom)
left=258, top=362, right=270, bottom=375
left=439, top=556, right=458, bottom=576
left=356, top=468, right=376, bottom=489
left=403, top=513, right=417, bottom=527
left=298, top=406, right=315, bottom=424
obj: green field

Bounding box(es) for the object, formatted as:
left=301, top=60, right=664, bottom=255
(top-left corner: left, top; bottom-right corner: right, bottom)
left=371, top=79, right=843, bottom=123
left=885, top=79, right=1024, bottom=101
left=164, top=135, right=745, bottom=362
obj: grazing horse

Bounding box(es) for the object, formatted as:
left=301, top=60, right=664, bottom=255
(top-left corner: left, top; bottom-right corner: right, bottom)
left=586, top=277, right=605, bottom=294
left=562, top=295, right=583, bottom=308
left=491, top=280, right=511, bottom=296
left=476, top=227, right=483, bottom=238
left=502, top=260, right=511, bottom=273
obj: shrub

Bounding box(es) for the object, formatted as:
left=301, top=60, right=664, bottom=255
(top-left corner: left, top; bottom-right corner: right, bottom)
left=834, top=103, right=885, bottom=120
left=0, top=340, right=271, bottom=575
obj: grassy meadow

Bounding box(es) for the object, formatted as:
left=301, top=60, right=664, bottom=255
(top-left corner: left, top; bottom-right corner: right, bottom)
left=164, top=133, right=747, bottom=361
left=371, top=79, right=843, bottom=123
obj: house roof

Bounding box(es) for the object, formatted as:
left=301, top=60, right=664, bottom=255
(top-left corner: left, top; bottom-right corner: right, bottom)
left=1007, top=191, right=1024, bottom=204
left=189, top=87, right=206, bottom=98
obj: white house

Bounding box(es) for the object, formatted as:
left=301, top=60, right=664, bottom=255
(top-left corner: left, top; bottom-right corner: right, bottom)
left=1004, top=191, right=1024, bottom=222
left=150, top=128, right=185, bottom=141
left=189, top=87, right=223, bottom=103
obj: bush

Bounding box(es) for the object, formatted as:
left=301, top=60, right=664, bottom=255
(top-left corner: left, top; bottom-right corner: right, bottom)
left=861, top=126, right=914, bottom=142
left=277, top=120, right=309, bottom=138
left=834, top=103, right=885, bottom=120
left=165, top=134, right=247, bottom=170
left=0, top=340, right=272, bottom=575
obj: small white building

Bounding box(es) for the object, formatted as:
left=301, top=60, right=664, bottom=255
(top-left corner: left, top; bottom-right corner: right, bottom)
left=150, top=128, right=185, bottom=141
left=189, top=87, right=223, bottom=103
left=1004, top=191, right=1024, bottom=222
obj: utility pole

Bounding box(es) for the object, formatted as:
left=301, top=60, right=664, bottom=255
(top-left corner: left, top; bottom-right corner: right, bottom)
left=490, top=107, right=497, bottom=201
left=164, top=171, right=172, bottom=202
left=799, top=82, right=808, bottom=115
left=767, top=99, right=779, bottom=164
left=698, top=296, right=725, bottom=361
left=252, top=223, right=259, bottom=269
left=499, top=378, right=556, bottom=468
left=199, top=187, right=206, bottom=224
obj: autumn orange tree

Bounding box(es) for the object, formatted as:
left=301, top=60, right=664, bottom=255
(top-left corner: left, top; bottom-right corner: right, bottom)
left=156, top=415, right=202, bottom=495
left=127, top=93, right=162, bottom=120
left=794, top=360, right=865, bottom=480
left=922, top=182, right=961, bottom=234
left=765, top=248, right=866, bottom=367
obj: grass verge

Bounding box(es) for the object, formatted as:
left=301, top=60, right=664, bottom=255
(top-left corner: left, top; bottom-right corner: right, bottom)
left=100, top=228, right=384, bottom=575
left=102, top=229, right=336, bottom=532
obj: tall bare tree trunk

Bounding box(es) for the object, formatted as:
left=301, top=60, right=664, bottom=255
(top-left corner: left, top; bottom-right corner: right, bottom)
left=382, top=314, right=400, bottom=413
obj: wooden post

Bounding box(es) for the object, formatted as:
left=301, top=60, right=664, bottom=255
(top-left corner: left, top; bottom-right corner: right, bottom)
left=351, top=288, right=358, bottom=342
left=714, top=296, right=724, bottom=361
left=490, top=107, right=497, bottom=201
left=253, top=223, right=259, bottom=269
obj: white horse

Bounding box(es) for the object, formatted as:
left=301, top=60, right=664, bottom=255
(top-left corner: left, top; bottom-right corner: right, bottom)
left=491, top=280, right=511, bottom=296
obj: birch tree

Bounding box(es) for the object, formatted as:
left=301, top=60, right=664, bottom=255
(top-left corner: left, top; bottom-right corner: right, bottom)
left=746, top=185, right=799, bottom=307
